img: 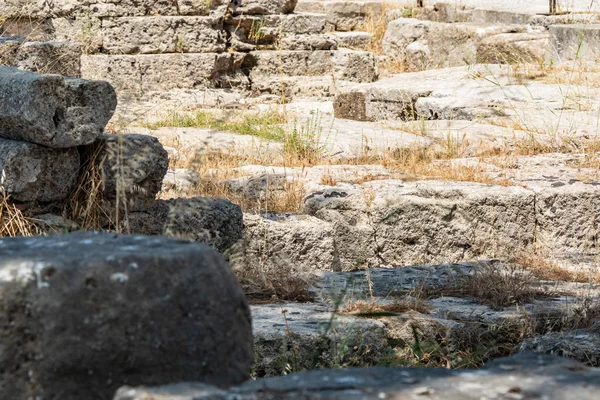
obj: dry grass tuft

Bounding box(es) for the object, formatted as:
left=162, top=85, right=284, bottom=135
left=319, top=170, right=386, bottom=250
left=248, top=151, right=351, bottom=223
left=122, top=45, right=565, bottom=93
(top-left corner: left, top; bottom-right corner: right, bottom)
left=514, top=253, right=600, bottom=284
left=344, top=298, right=430, bottom=316
left=230, top=242, right=316, bottom=303
left=0, top=195, right=43, bottom=237
left=65, top=142, right=110, bottom=230
left=425, top=263, right=557, bottom=310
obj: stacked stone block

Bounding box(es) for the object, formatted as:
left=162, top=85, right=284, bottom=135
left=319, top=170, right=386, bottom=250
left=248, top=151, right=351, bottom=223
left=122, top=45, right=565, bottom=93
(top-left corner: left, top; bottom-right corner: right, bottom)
left=1, top=0, right=378, bottom=100
left=0, top=66, right=116, bottom=203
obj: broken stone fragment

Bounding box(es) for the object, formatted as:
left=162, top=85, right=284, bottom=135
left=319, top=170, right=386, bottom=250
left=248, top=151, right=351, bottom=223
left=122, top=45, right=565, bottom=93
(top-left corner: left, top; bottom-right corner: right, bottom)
left=0, top=137, right=79, bottom=202
left=0, top=232, right=253, bottom=400
left=0, top=66, right=116, bottom=148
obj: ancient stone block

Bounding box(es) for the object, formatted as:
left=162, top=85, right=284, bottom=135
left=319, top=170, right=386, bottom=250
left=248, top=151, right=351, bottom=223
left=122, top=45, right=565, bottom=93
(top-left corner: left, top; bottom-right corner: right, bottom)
left=0, top=137, right=79, bottom=202
left=101, top=16, right=225, bottom=54
left=0, top=232, right=253, bottom=399
left=0, top=66, right=116, bottom=147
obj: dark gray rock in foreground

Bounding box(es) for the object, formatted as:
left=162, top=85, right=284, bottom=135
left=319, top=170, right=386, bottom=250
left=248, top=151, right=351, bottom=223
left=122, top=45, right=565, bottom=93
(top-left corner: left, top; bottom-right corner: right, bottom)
left=115, top=353, right=600, bottom=399
left=0, top=66, right=116, bottom=148
left=0, top=137, right=80, bottom=202
left=0, top=232, right=253, bottom=400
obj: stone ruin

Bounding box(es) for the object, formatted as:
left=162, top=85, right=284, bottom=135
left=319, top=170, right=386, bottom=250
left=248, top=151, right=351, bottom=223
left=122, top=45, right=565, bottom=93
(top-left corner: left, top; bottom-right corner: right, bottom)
left=1, top=0, right=600, bottom=399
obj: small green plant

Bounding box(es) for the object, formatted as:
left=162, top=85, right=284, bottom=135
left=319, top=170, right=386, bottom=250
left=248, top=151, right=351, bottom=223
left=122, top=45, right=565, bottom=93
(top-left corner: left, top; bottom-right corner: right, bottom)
left=248, top=18, right=266, bottom=43
left=174, top=35, right=185, bottom=53
left=283, top=111, right=325, bottom=164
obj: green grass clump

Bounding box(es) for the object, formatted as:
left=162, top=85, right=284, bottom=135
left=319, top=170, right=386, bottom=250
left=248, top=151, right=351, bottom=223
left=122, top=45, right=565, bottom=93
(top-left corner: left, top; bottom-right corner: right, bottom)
left=142, top=109, right=287, bottom=141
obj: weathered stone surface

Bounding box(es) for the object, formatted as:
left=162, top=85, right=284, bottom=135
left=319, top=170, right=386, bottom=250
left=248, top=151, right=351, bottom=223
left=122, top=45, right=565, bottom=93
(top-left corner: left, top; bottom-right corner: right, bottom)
left=101, top=16, right=225, bottom=54
left=0, top=36, right=23, bottom=66
left=115, top=353, right=600, bottom=400
left=518, top=328, right=600, bottom=366
left=333, top=64, right=569, bottom=122
left=303, top=180, right=536, bottom=269
left=127, top=197, right=243, bottom=252
left=0, top=137, right=79, bottom=202
left=81, top=53, right=247, bottom=97
left=251, top=302, right=388, bottom=377
left=0, top=0, right=228, bottom=18
left=471, top=8, right=532, bottom=25
left=114, top=383, right=227, bottom=400
left=279, top=34, right=338, bottom=50
left=328, top=31, right=372, bottom=50
left=477, top=31, right=550, bottom=64
left=15, top=41, right=82, bottom=77
left=245, top=49, right=377, bottom=83
left=325, top=1, right=384, bottom=31
left=231, top=0, right=298, bottom=15
left=549, top=24, right=600, bottom=63
left=94, top=134, right=169, bottom=211
left=415, top=2, right=473, bottom=23
left=500, top=155, right=600, bottom=258
left=383, top=18, right=532, bottom=71
left=0, top=232, right=253, bottom=400
left=226, top=13, right=330, bottom=45
left=0, top=66, right=116, bottom=147
left=242, top=214, right=337, bottom=272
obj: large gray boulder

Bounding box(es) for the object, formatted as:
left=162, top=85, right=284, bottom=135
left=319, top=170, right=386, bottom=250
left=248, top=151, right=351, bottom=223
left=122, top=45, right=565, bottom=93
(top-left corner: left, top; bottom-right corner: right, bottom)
left=0, top=232, right=253, bottom=400
left=0, top=137, right=80, bottom=202
left=0, top=66, right=116, bottom=148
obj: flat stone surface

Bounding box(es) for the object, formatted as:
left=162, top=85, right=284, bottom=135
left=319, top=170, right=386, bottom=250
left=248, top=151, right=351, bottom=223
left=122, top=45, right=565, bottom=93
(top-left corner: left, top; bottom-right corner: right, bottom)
left=0, top=232, right=253, bottom=400
left=0, top=66, right=116, bottom=148
left=115, top=353, right=600, bottom=399
left=251, top=302, right=388, bottom=377
left=519, top=328, right=600, bottom=366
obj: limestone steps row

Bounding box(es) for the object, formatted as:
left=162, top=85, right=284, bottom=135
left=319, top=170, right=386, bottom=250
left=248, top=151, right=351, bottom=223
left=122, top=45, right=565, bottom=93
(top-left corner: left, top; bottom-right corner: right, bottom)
left=0, top=0, right=296, bottom=18
left=81, top=50, right=377, bottom=98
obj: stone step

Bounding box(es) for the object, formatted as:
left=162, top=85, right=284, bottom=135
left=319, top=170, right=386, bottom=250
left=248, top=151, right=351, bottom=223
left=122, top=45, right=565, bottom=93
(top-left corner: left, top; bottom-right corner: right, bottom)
left=100, top=16, right=225, bottom=54
left=240, top=153, right=600, bottom=270
left=80, top=53, right=248, bottom=98
left=244, top=49, right=377, bottom=82
left=296, top=0, right=415, bottom=31
left=328, top=31, right=373, bottom=49
left=0, top=0, right=229, bottom=18
left=116, top=352, right=600, bottom=399
left=333, top=64, right=599, bottom=122
left=423, top=0, right=600, bottom=14
left=226, top=12, right=333, bottom=50
left=549, top=24, right=600, bottom=64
